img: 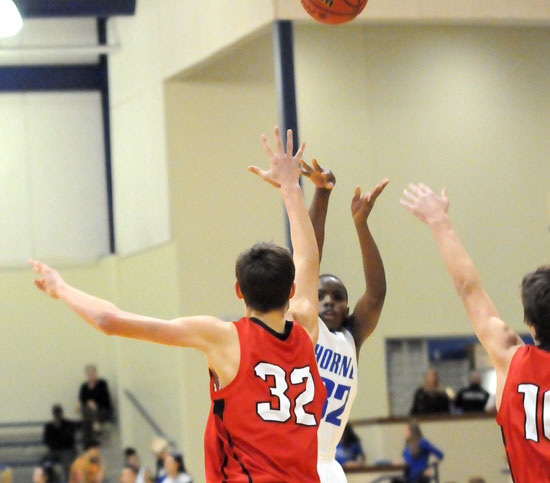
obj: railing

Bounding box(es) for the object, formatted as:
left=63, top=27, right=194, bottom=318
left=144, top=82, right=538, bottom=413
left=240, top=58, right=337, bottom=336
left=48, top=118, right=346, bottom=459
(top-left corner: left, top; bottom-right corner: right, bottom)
left=123, top=389, right=176, bottom=447
left=350, top=409, right=496, bottom=427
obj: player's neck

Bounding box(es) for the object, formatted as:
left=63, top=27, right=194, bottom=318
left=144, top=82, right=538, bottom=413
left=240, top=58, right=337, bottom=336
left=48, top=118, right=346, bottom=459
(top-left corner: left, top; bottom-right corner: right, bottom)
left=246, top=307, right=287, bottom=334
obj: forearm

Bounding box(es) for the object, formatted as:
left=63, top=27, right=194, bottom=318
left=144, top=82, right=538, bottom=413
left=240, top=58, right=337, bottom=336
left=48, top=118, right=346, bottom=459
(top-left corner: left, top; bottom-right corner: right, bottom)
left=355, top=222, right=386, bottom=306
left=429, top=217, right=482, bottom=297
left=56, top=283, right=118, bottom=333
left=282, top=184, right=319, bottom=271
left=308, top=187, right=332, bottom=261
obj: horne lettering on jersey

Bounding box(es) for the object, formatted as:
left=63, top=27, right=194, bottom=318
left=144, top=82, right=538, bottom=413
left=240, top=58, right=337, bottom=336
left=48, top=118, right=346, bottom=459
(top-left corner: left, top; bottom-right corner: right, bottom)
left=315, top=343, right=355, bottom=380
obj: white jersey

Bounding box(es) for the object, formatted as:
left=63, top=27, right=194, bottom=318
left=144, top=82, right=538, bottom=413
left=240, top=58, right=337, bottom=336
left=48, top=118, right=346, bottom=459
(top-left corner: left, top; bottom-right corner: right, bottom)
left=315, top=317, right=358, bottom=460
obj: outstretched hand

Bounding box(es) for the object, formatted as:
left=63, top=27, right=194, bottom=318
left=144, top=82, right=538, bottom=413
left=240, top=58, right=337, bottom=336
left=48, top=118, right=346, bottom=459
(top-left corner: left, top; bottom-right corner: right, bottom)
left=351, top=178, right=389, bottom=226
left=400, top=183, right=449, bottom=225
left=29, top=258, right=65, bottom=299
left=248, top=126, right=305, bottom=190
left=300, top=158, right=335, bottom=190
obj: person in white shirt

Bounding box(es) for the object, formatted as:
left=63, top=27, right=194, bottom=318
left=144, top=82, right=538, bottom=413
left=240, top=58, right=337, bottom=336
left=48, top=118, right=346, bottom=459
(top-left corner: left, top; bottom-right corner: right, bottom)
left=300, top=159, right=388, bottom=482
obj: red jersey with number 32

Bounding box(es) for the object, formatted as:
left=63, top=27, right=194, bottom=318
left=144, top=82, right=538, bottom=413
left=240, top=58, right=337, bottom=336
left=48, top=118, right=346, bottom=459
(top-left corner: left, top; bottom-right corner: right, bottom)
left=497, top=344, right=550, bottom=482
left=204, top=316, right=326, bottom=482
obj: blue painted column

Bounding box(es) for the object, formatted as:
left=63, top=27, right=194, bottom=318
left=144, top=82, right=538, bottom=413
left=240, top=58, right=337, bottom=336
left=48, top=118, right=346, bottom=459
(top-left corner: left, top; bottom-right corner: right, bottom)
left=97, top=17, right=116, bottom=254
left=272, top=20, right=300, bottom=252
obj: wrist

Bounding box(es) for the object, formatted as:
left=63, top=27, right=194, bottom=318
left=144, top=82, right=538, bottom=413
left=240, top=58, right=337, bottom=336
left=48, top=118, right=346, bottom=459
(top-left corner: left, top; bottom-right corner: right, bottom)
left=280, top=182, right=302, bottom=196
left=429, top=214, right=451, bottom=230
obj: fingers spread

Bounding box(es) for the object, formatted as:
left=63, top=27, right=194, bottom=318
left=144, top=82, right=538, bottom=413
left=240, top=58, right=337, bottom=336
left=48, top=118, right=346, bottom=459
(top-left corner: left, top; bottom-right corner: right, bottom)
left=403, top=189, right=417, bottom=202
left=295, top=140, right=306, bottom=160
left=353, top=186, right=361, bottom=200
left=274, top=126, right=285, bottom=154
left=261, top=135, right=274, bottom=158
left=408, top=183, right=423, bottom=196
left=399, top=198, right=414, bottom=211
left=285, top=129, right=293, bottom=156
left=312, top=158, right=321, bottom=171
left=300, top=159, right=312, bottom=173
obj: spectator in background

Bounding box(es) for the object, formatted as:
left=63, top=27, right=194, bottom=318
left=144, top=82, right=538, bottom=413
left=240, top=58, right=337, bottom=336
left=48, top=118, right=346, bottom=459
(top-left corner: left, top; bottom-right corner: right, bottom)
left=69, top=440, right=105, bottom=483
left=124, top=447, right=151, bottom=483
left=393, top=420, right=444, bottom=483
left=410, top=368, right=450, bottom=415
left=150, top=437, right=169, bottom=482
left=78, top=364, right=113, bottom=445
left=0, top=464, right=12, bottom=483
left=120, top=465, right=139, bottom=483
left=162, top=453, right=192, bottom=483
left=43, top=404, right=79, bottom=479
left=454, top=371, right=490, bottom=413
left=335, top=424, right=366, bottom=469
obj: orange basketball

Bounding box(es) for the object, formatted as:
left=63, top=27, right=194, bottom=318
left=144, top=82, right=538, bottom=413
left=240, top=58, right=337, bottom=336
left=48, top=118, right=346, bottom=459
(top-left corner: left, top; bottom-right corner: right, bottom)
left=300, top=0, right=368, bottom=25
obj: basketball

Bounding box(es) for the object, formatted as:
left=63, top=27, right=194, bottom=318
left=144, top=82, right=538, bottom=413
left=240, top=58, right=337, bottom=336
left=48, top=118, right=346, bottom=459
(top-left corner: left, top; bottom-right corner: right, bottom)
left=300, top=0, right=368, bottom=25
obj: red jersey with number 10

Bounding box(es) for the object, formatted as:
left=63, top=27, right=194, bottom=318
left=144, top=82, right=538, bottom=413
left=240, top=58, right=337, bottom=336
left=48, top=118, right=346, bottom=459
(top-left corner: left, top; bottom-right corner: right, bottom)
left=204, top=316, right=326, bottom=482
left=497, top=345, right=550, bottom=482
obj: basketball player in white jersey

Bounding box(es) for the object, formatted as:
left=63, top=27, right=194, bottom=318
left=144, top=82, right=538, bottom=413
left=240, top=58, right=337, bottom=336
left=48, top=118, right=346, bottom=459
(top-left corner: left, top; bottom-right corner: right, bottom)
left=300, top=159, right=388, bottom=482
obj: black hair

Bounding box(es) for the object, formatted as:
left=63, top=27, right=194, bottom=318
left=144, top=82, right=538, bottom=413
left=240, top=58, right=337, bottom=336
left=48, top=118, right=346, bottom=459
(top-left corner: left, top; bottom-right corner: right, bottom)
left=52, top=404, right=63, bottom=417
left=170, top=452, right=188, bottom=474
left=319, top=273, right=349, bottom=302
left=235, top=242, right=295, bottom=313
left=340, top=423, right=360, bottom=447
left=124, top=447, right=136, bottom=457
left=84, top=439, right=100, bottom=451
left=522, top=266, right=550, bottom=350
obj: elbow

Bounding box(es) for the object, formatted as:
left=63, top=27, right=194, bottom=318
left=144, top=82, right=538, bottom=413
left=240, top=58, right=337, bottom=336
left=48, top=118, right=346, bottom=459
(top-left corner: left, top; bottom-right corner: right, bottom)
left=97, top=309, right=120, bottom=335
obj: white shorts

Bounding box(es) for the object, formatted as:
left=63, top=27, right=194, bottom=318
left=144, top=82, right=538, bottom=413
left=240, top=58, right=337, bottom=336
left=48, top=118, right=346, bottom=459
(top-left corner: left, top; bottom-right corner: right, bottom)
left=317, top=458, right=347, bottom=483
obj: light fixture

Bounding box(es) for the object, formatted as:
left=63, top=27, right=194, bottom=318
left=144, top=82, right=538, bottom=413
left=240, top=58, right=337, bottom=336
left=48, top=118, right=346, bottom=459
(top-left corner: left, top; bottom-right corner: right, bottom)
left=0, top=0, right=23, bottom=39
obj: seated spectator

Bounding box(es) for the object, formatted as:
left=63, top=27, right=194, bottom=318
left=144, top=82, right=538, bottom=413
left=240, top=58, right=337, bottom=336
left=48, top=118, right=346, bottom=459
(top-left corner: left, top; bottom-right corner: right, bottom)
left=43, top=404, right=80, bottom=479
left=0, top=464, right=12, bottom=483
left=78, top=364, right=113, bottom=445
left=454, top=371, right=490, bottom=413
left=33, top=460, right=60, bottom=483
left=124, top=447, right=151, bottom=483
left=150, top=437, right=169, bottom=482
left=69, top=440, right=105, bottom=483
left=335, top=424, right=366, bottom=469
left=393, top=420, right=444, bottom=483
left=162, top=452, right=192, bottom=483
left=410, top=368, right=450, bottom=415
left=120, top=465, right=139, bottom=483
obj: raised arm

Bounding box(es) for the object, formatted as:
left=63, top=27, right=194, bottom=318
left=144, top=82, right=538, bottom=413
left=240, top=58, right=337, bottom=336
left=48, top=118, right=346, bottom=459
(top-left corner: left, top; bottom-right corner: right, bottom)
left=29, top=259, right=236, bottom=380
left=400, top=184, right=523, bottom=373
left=249, top=127, right=319, bottom=343
left=301, top=158, right=335, bottom=262
left=349, top=179, right=389, bottom=350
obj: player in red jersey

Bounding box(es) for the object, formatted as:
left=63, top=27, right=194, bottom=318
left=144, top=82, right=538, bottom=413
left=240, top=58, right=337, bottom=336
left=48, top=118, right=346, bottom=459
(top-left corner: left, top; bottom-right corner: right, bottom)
left=30, top=127, right=326, bottom=482
left=402, top=182, right=550, bottom=482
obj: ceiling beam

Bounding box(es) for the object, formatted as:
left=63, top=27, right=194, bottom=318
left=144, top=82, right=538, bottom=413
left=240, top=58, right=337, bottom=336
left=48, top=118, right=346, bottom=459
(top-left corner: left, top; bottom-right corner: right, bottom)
left=14, top=0, right=136, bottom=18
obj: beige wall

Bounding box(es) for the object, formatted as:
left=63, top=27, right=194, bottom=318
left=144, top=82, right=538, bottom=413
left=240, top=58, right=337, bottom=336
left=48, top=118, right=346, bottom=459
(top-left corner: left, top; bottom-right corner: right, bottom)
left=163, top=31, right=284, bottom=475
left=0, top=259, right=118, bottom=422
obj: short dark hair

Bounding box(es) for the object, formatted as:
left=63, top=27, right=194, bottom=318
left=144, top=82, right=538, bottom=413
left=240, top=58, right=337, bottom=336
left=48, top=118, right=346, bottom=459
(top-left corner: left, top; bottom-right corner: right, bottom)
left=522, top=266, right=550, bottom=348
left=319, top=273, right=349, bottom=302
left=52, top=404, right=63, bottom=417
left=84, top=439, right=100, bottom=451
left=124, top=447, right=136, bottom=457
left=235, top=242, right=295, bottom=313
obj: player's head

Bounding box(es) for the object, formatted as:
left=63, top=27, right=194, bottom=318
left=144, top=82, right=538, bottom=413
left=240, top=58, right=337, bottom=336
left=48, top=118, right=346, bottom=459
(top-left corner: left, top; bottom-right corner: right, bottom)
left=318, top=274, right=349, bottom=331
left=235, top=242, right=295, bottom=313
left=521, top=266, right=550, bottom=349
